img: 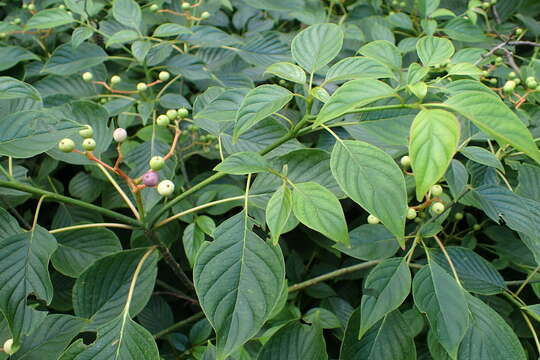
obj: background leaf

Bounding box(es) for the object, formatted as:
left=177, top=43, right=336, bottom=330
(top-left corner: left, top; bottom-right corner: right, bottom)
left=292, top=23, right=344, bottom=73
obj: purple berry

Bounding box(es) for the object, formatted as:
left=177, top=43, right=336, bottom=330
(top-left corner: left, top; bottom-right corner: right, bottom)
left=142, top=171, right=159, bottom=187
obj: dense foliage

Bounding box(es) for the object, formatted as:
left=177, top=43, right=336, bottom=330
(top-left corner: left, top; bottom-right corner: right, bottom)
left=1, top=0, right=540, bottom=359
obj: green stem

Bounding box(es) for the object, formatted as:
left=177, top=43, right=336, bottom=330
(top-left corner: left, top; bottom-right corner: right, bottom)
left=153, top=312, right=205, bottom=339
left=343, top=103, right=419, bottom=115
left=0, top=180, right=141, bottom=227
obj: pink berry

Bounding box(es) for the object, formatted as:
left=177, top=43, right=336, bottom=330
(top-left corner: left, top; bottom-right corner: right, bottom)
left=142, top=171, right=159, bottom=187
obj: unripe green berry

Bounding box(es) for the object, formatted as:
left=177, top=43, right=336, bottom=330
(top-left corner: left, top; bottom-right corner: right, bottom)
left=200, top=11, right=211, bottom=20
left=28, top=3, right=35, bottom=10
left=503, top=80, right=516, bottom=94
left=406, top=208, right=417, bottom=220
left=136, top=82, right=147, bottom=92
left=157, top=114, right=170, bottom=127
left=177, top=107, right=189, bottom=119
left=12, top=18, right=21, bottom=25
left=431, top=184, right=443, bottom=197
left=0, top=33, right=6, bottom=39
left=515, top=28, right=523, bottom=35
left=22, top=3, right=28, bottom=8
left=454, top=212, right=464, bottom=220
left=182, top=2, right=191, bottom=10
left=473, top=224, right=482, bottom=231
left=113, top=128, right=127, bottom=142
left=166, top=109, right=178, bottom=120
left=508, top=71, right=517, bottom=79
left=157, top=180, right=175, bottom=196
left=110, top=75, right=121, bottom=85
left=400, top=155, right=411, bottom=168
left=58, top=138, right=75, bottom=153
left=158, top=71, right=170, bottom=82
left=82, top=138, right=97, bottom=151
left=59, top=4, right=65, bottom=9
left=100, top=98, right=108, bottom=104
left=79, top=125, right=94, bottom=138
left=490, top=78, right=497, bottom=85
left=482, top=1, right=490, bottom=9
left=431, top=202, right=445, bottom=214
left=495, top=56, right=503, bottom=65
left=367, top=214, right=380, bottom=224
left=514, top=78, right=521, bottom=85
left=526, top=76, right=538, bottom=89
left=82, top=72, right=93, bottom=82
left=490, top=0, right=497, bottom=4
left=399, top=1, right=406, bottom=7
left=391, top=0, right=399, bottom=5
left=150, top=4, right=159, bottom=12
left=149, top=156, right=165, bottom=171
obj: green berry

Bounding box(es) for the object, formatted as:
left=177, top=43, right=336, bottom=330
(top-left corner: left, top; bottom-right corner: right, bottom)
left=149, top=156, right=165, bottom=171
left=431, top=202, right=445, bottom=214
left=0, top=33, right=6, bottom=39
left=200, top=11, right=211, bottom=20
left=100, top=98, right=108, bottom=104
left=182, top=2, right=191, bottom=10
left=515, top=28, right=523, bottom=35
left=150, top=4, right=159, bottom=12
left=473, top=224, right=482, bottom=231
left=58, top=138, right=75, bottom=153
left=490, top=0, right=497, bottom=4
left=136, top=82, right=147, bottom=92
left=166, top=109, right=178, bottom=120
left=482, top=1, right=490, bottom=8
left=82, top=138, right=97, bottom=151
left=79, top=125, right=94, bottom=138
left=454, top=212, right=464, bottom=220
left=157, top=114, right=170, bottom=127
left=158, top=71, right=170, bottom=82
left=400, top=155, right=411, bottom=168
left=28, top=3, right=35, bottom=10
left=12, top=18, right=21, bottom=25
left=503, top=80, right=516, bottom=94
left=495, top=56, right=503, bottom=65
left=59, top=4, right=65, bottom=9
left=406, top=208, right=417, bottom=220
left=490, top=78, right=497, bottom=85
left=82, top=72, right=93, bottom=82
left=431, top=184, right=443, bottom=197
left=177, top=107, right=189, bottom=119
left=367, top=214, right=380, bottom=224
left=157, top=180, right=175, bottom=196
left=526, top=76, right=538, bottom=89
left=514, top=78, right=521, bottom=85
left=508, top=71, right=517, bottom=79
left=399, top=1, right=406, bottom=7
left=110, top=75, right=121, bottom=85
left=22, top=3, right=28, bottom=8
left=391, top=0, right=399, bottom=5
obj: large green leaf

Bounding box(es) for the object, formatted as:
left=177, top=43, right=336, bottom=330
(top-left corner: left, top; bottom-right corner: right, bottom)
left=25, top=9, right=74, bottom=30
left=413, top=258, right=470, bottom=359
left=358, top=40, right=402, bottom=70
left=233, top=85, right=292, bottom=142
left=73, top=249, right=158, bottom=330
left=324, top=57, right=395, bottom=84
left=359, top=258, right=411, bottom=338
left=445, top=91, right=540, bottom=164
left=265, top=62, right=306, bottom=84
left=291, top=23, right=344, bottom=73
left=213, top=152, right=270, bottom=175
left=238, top=32, right=291, bottom=67
left=315, top=80, right=396, bottom=126
left=409, top=109, right=460, bottom=201
left=341, top=309, right=416, bottom=360
left=0, top=226, right=57, bottom=342
left=458, top=295, right=526, bottom=359
left=416, top=36, right=455, bottom=66
left=330, top=140, right=407, bottom=243
left=291, top=182, right=349, bottom=245
left=193, top=212, right=286, bottom=359
left=51, top=228, right=122, bottom=278
left=266, top=185, right=293, bottom=245
left=112, top=0, right=141, bottom=29
left=0, top=207, right=21, bottom=240
left=42, top=43, right=108, bottom=76
left=0, top=46, right=40, bottom=71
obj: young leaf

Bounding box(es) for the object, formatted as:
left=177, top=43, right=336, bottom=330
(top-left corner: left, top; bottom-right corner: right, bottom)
left=233, top=85, right=292, bottom=142
left=25, top=9, right=74, bottom=30
left=153, top=23, right=193, bottom=38
left=324, top=57, right=395, bottom=84
left=193, top=212, right=286, bottom=359
left=359, top=258, right=411, bottom=338
left=214, top=152, right=270, bottom=174
left=330, top=140, right=407, bottom=243
left=314, top=80, right=396, bottom=126
left=265, top=62, right=306, bottom=84
left=291, top=182, right=349, bottom=245
left=112, top=0, right=142, bottom=29
left=460, top=146, right=504, bottom=171
left=409, top=109, right=460, bottom=201
left=416, top=36, right=455, bottom=66
left=266, top=185, right=293, bottom=245
left=445, top=91, right=540, bottom=164
left=183, top=223, right=206, bottom=268
left=0, top=46, right=40, bottom=72
left=413, top=258, right=470, bottom=359
left=291, top=23, right=344, bottom=73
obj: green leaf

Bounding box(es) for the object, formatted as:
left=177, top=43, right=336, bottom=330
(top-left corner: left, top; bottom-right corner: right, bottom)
left=358, top=40, right=402, bottom=70
left=105, top=29, right=139, bottom=47
left=445, top=91, right=540, bottom=164
left=265, top=62, right=306, bottom=84
left=460, top=146, right=504, bottom=171
left=213, top=152, right=270, bottom=174
left=409, top=109, right=460, bottom=201
left=25, top=9, right=74, bottom=30
left=0, top=77, right=42, bottom=102
left=315, top=79, right=396, bottom=126
left=291, top=182, right=349, bottom=245
left=182, top=223, right=205, bottom=268
left=417, top=0, right=440, bottom=17
left=334, top=224, right=399, bottom=261
left=416, top=36, right=455, bottom=67
left=324, top=57, right=395, bottom=84
left=112, top=0, right=141, bottom=29
left=12, top=314, right=86, bottom=360
left=359, top=258, right=411, bottom=338
left=51, top=227, right=122, bottom=278
left=447, top=63, right=483, bottom=78
left=58, top=339, right=87, bottom=360
left=341, top=309, right=416, bottom=360
left=304, top=308, right=341, bottom=329
left=459, top=295, right=526, bottom=359
left=257, top=321, right=327, bottom=360
left=193, top=212, right=286, bottom=359
left=73, top=249, right=158, bottom=330
left=0, top=207, right=21, bottom=241
left=330, top=140, right=407, bottom=243
left=152, top=23, right=192, bottom=38
left=233, top=85, right=292, bottom=142
left=0, top=226, right=57, bottom=342
left=42, top=43, right=108, bottom=76
left=291, top=23, right=344, bottom=73
left=238, top=32, right=291, bottom=67
left=71, top=27, right=94, bottom=49
left=0, top=46, right=40, bottom=71
left=266, top=185, right=293, bottom=245
left=413, top=258, right=470, bottom=359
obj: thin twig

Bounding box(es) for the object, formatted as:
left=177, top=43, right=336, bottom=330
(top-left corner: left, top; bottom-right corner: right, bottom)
left=49, top=222, right=134, bottom=234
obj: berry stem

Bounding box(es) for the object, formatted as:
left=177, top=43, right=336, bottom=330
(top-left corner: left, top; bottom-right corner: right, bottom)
left=163, top=128, right=182, bottom=161
left=95, top=163, right=141, bottom=220
left=92, top=81, right=138, bottom=94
